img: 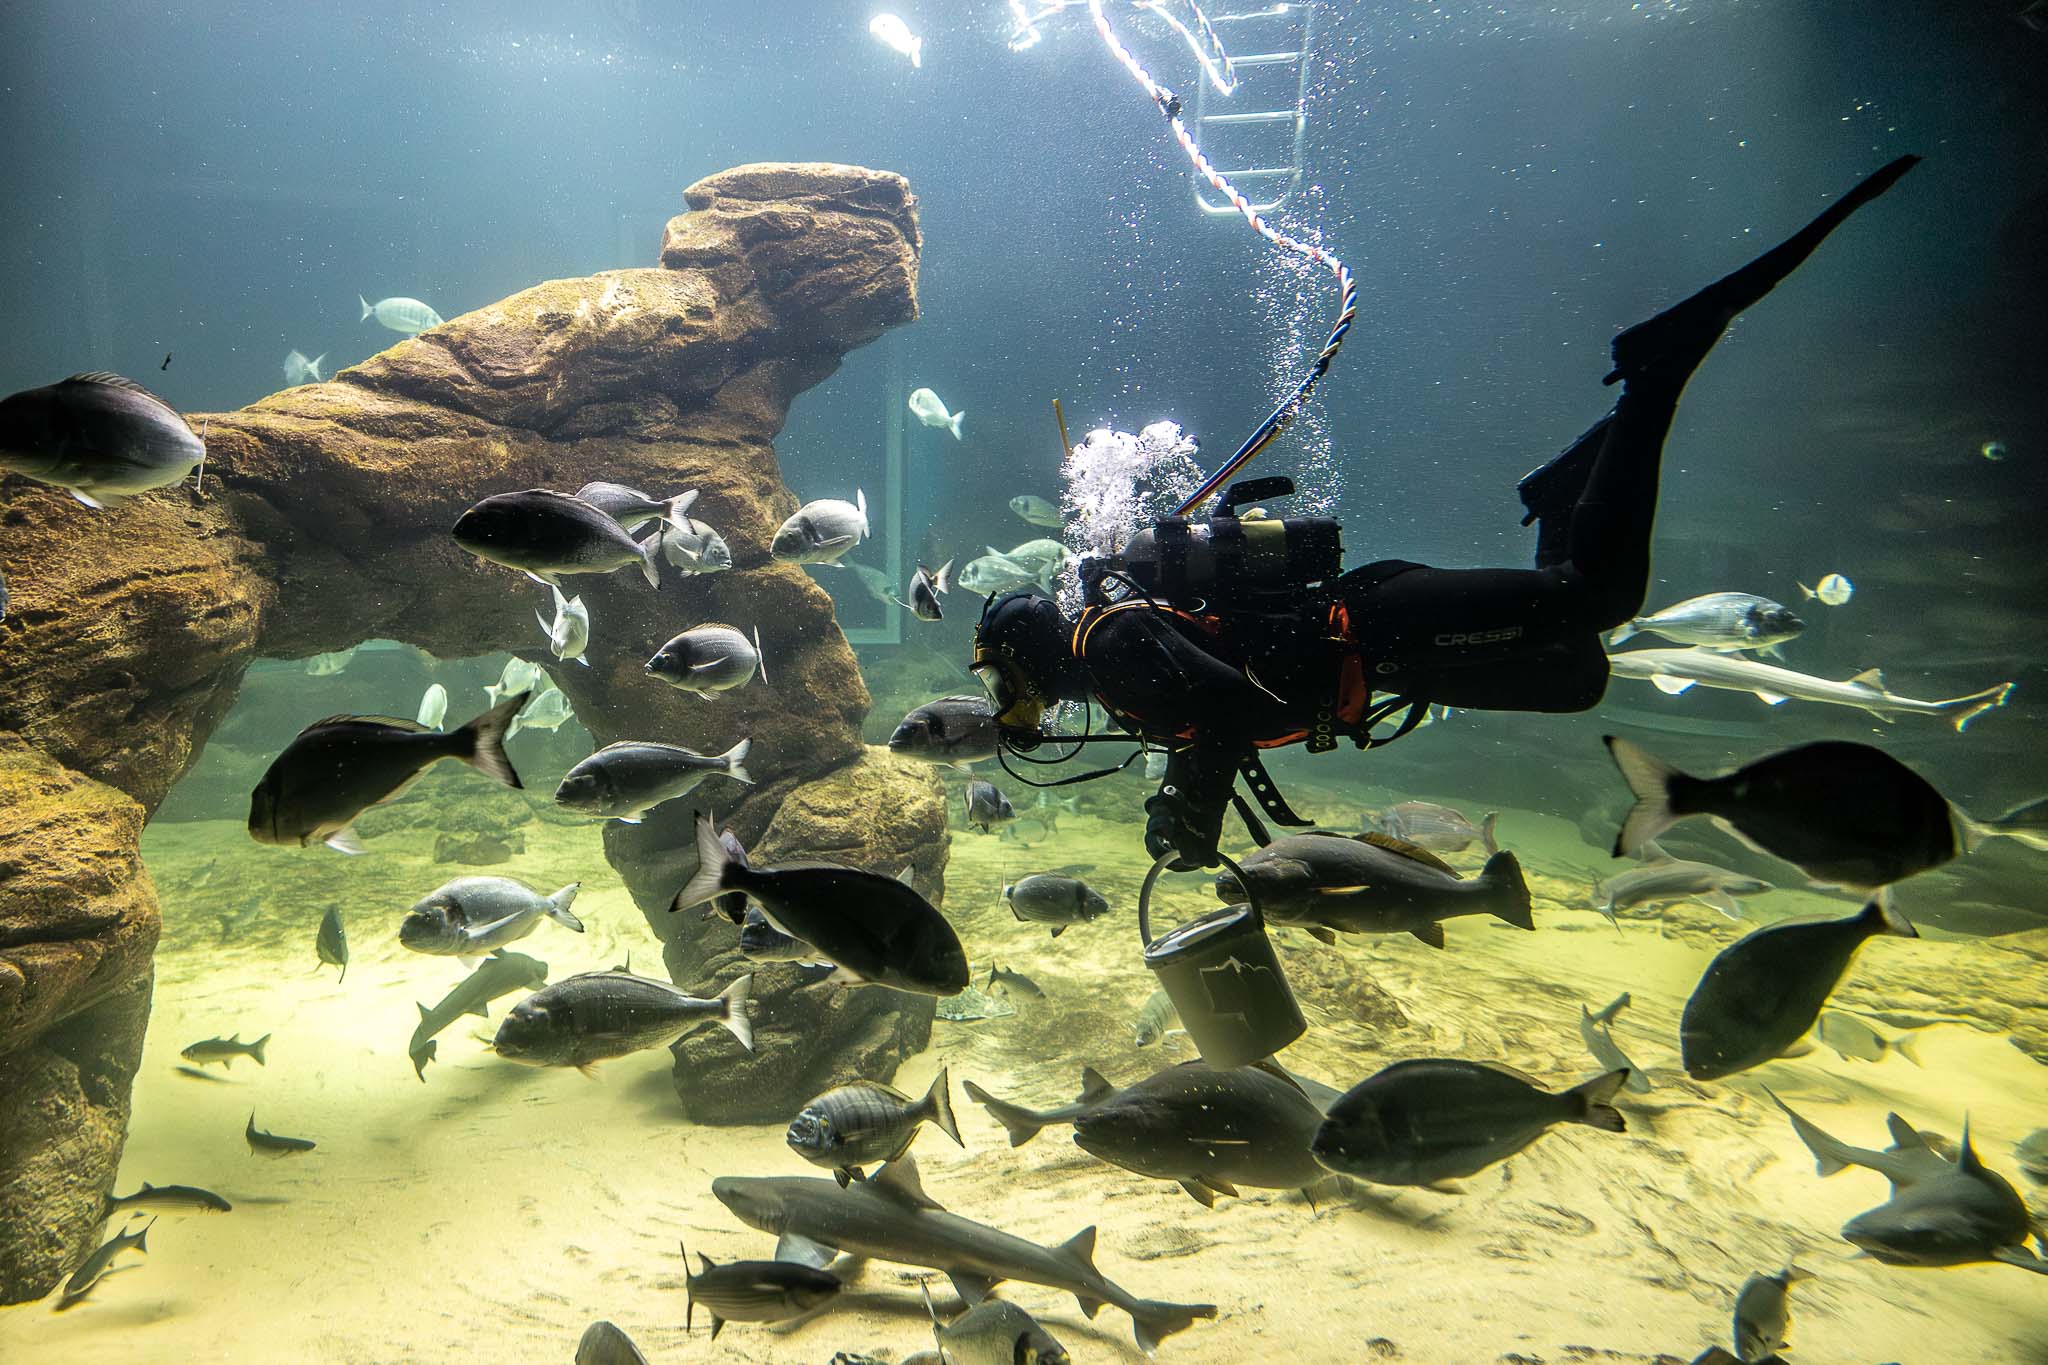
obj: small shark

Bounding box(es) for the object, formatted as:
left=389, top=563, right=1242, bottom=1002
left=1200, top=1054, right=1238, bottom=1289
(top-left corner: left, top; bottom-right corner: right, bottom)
left=711, top=1156, right=1214, bottom=1352
left=1606, top=648, right=2013, bottom=731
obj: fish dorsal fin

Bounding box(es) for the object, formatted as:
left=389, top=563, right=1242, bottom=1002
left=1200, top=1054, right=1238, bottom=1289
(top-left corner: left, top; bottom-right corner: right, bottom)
left=64, top=371, right=181, bottom=416
left=1957, top=1116, right=1983, bottom=1175
left=1247, top=1057, right=1311, bottom=1097
left=1885, top=1112, right=1934, bottom=1154
left=1357, top=832, right=1459, bottom=876
left=868, top=1156, right=942, bottom=1210
left=300, top=713, right=431, bottom=735
left=1077, top=1066, right=1116, bottom=1104
left=1057, top=1225, right=1099, bottom=1277
left=1849, top=667, right=1886, bottom=688
left=896, top=865, right=917, bottom=886
left=1470, top=1059, right=1547, bottom=1089
left=1638, top=840, right=1673, bottom=863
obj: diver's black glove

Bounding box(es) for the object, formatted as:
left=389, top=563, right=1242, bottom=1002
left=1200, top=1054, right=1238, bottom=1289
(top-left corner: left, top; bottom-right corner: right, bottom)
left=1144, top=789, right=1221, bottom=871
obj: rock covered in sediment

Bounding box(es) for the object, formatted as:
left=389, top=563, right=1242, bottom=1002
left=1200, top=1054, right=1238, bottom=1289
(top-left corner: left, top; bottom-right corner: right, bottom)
left=668, top=747, right=949, bottom=1122
left=0, top=162, right=922, bottom=1302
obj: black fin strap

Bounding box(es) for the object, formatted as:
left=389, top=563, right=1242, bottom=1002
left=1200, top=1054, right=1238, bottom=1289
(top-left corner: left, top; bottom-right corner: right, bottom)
left=1364, top=698, right=1430, bottom=749
left=1237, top=751, right=1313, bottom=827
left=1230, top=790, right=1275, bottom=849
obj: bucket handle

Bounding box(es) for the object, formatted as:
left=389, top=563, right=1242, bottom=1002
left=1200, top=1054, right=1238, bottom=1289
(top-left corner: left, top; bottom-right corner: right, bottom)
left=1138, top=849, right=1257, bottom=953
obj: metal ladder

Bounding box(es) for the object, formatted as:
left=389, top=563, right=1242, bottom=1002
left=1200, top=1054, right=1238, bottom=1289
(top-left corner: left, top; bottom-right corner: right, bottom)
left=1187, top=2, right=1315, bottom=215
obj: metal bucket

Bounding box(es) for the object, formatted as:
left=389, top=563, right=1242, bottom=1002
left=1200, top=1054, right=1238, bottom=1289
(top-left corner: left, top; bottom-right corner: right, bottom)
left=1137, top=852, right=1305, bottom=1069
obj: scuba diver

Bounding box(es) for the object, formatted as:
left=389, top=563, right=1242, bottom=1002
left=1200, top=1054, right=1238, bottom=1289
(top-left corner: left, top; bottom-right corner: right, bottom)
left=971, top=155, right=1921, bottom=871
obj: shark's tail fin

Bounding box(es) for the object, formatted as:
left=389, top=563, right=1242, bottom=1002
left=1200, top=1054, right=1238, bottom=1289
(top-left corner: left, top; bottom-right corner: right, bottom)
left=1130, top=1298, right=1219, bottom=1354
left=1763, top=1085, right=1850, bottom=1177
left=1940, top=681, right=2015, bottom=733
left=961, top=1079, right=1048, bottom=1147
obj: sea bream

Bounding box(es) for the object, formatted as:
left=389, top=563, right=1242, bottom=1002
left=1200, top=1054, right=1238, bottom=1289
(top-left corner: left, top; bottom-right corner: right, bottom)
left=492, top=970, right=753, bottom=1069
left=1733, top=1265, right=1806, bottom=1363
left=1594, top=841, right=1774, bottom=923
left=710, top=1157, right=1215, bottom=1353
left=282, top=349, right=327, bottom=385
left=1215, top=832, right=1533, bottom=949
left=1606, top=592, right=1805, bottom=654
left=315, top=906, right=348, bottom=981
left=575, top=1320, right=651, bottom=1365
left=451, top=488, right=661, bottom=587
left=1311, top=1060, right=1629, bottom=1187
left=505, top=686, right=572, bottom=738
left=907, top=385, right=961, bottom=436
left=553, top=739, right=753, bottom=822
left=923, top=1282, right=1071, bottom=1365
left=1010, top=494, right=1063, bottom=528
left=1605, top=648, right=2013, bottom=731
left=1606, top=736, right=1968, bottom=893
left=674, top=813, right=968, bottom=997
left=889, top=695, right=1000, bottom=768
left=1071, top=1060, right=1329, bottom=1206
left=964, top=780, right=1016, bottom=834
left=359, top=293, right=443, bottom=334
left=415, top=683, right=448, bottom=730
left=535, top=583, right=591, bottom=666
left=573, top=481, right=694, bottom=531
left=400, top=877, right=583, bottom=958
left=1002, top=873, right=1109, bottom=937
left=771, top=490, right=868, bottom=565
left=682, top=1244, right=841, bottom=1340
left=660, top=513, right=733, bottom=575
left=407, top=949, right=550, bottom=1079
left=645, top=624, right=766, bottom=699
left=0, top=372, right=207, bottom=508
left=1365, top=802, right=1498, bottom=854
left=1812, top=1010, right=1922, bottom=1065
left=1677, top=900, right=1918, bottom=1080
left=786, top=1069, right=963, bottom=1185
left=906, top=560, right=951, bottom=621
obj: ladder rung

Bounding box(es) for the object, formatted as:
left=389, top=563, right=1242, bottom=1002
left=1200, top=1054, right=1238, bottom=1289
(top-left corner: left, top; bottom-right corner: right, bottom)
left=1199, top=110, right=1300, bottom=125
left=1226, top=52, right=1301, bottom=65
left=1211, top=167, right=1298, bottom=179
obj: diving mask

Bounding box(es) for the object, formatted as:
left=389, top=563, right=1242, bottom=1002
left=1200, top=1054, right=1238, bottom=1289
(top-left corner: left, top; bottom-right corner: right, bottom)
left=971, top=658, right=1046, bottom=733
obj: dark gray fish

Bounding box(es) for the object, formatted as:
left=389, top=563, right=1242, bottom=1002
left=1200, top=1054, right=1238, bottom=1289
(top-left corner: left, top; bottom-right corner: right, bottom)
left=674, top=813, right=968, bottom=997
left=907, top=559, right=951, bottom=621
left=962, top=1067, right=1119, bottom=1147
left=711, top=1158, right=1215, bottom=1353
left=574, top=480, right=694, bottom=531
left=1216, top=833, right=1533, bottom=949
left=738, top=904, right=815, bottom=962
left=247, top=692, right=528, bottom=854
left=1733, top=1264, right=1806, bottom=1362
left=984, top=964, right=1045, bottom=998
left=888, top=695, right=999, bottom=768
left=58, top=1217, right=153, bottom=1306
left=645, top=624, right=766, bottom=700
left=553, top=738, right=753, bottom=822
left=452, top=488, right=660, bottom=587
left=683, top=1243, right=842, bottom=1340
left=1002, top=874, right=1108, bottom=937
left=1606, top=736, right=1964, bottom=892
left=315, top=906, right=348, bottom=981
left=105, top=1182, right=231, bottom=1216
left=182, top=1032, right=269, bottom=1068
left=964, top=780, right=1016, bottom=834
left=408, top=948, right=550, bottom=1080
left=1975, top=794, right=2048, bottom=853
left=1841, top=1124, right=2044, bottom=1272
left=1679, top=900, right=1917, bottom=1080
left=770, top=491, right=868, bottom=564
left=1764, top=1089, right=1955, bottom=1189
left=1072, top=1060, right=1327, bottom=1206
left=787, top=1069, right=963, bottom=1185
left=924, top=1282, right=1071, bottom=1365
left=245, top=1113, right=316, bottom=1155
left=1813, top=1011, right=1922, bottom=1065
left=0, top=372, right=205, bottom=507
left=574, top=1319, right=650, bottom=1365
left=1311, top=1060, right=1628, bottom=1187
left=1578, top=994, right=1653, bottom=1094
left=493, top=971, right=752, bottom=1069
left=1366, top=802, right=1499, bottom=854
left=1594, top=842, right=1774, bottom=923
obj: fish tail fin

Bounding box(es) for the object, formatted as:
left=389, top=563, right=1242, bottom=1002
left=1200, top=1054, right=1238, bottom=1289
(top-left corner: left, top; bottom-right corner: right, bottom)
left=719, top=738, right=753, bottom=786
left=249, top=1033, right=271, bottom=1067
left=1892, top=1032, right=1923, bottom=1067
left=1763, top=1085, right=1850, bottom=1177
left=949, top=408, right=965, bottom=440
left=1568, top=1069, right=1629, bottom=1131
left=359, top=294, right=372, bottom=321
left=921, top=1065, right=963, bottom=1147
left=310, top=353, right=326, bottom=380
left=1478, top=850, right=1535, bottom=930
left=546, top=883, right=584, bottom=932
left=717, top=973, right=754, bottom=1052
left=665, top=488, right=699, bottom=525
left=637, top=530, right=661, bottom=588
left=934, top=558, right=953, bottom=594
left=961, top=1079, right=1045, bottom=1147
left=455, top=690, right=529, bottom=789
left=135, top=1219, right=153, bottom=1253
left=1603, top=735, right=1686, bottom=856
left=1942, top=681, right=2015, bottom=732
left=1131, top=1299, right=1217, bottom=1354
left=1797, top=580, right=1817, bottom=601
left=673, top=812, right=733, bottom=912
left=751, top=626, right=769, bottom=687
left=1606, top=620, right=1639, bottom=648
left=855, top=488, right=869, bottom=537
left=1480, top=811, right=1499, bottom=854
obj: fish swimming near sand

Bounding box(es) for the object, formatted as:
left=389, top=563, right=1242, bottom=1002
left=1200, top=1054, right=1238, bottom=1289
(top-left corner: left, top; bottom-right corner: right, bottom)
left=1733, top=1265, right=1806, bottom=1363
left=181, top=1033, right=270, bottom=1068
left=1072, top=1060, right=1328, bottom=1207
left=710, top=1157, right=1216, bottom=1352
left=315, top=906, right=348, bottom=981
left=964, top=780, right=1017, bottom=834
left=399, top=877, right=584, bottom=958
left=786, top=1069, right=963, bottom=1186
left=57, top=1218, right=153, bottom=1308
left=922, top=1280, right=1072, bottom=1365
left=1763, top=1089, right=1956, bottom=1189
left=1578, top=993, right=1653, bottom=1093
left=1365, top=802, right=1499, bottom=854
left=1594, top=841, right=1773, bottom=923
left=1605, top=648, right=2013, bottom=731
left=1003, top=874, right=1108, bottom=937
left=1216, top=832, right=1533, bottom=949
left=408, top=948, right=549, bottom=1079
left=1812, top=1011, right=1922, bottom=1065
left=682, top=1243, right=842, bottom=1340
left=493, top=971, right=752, bottom=1070
left=0, top=372, right=207, bottom=508
left=248, top=692, right=527, bottom=854
left=105, top=1183, right=231, bottom=1216
left=963, top=1067, right=1119, bottom=1148
left=575, top=1320, right=650, bottom=1365
left=936, top=985, right=1016, bottom=1022
left=1839, top=1122, right=2046, bottom=1273
left=983, top=964, right=1045, bottom=998
left=245, top=1113, right=316, bottom=1155
left=1133, top=988, right=1184, bottom=1047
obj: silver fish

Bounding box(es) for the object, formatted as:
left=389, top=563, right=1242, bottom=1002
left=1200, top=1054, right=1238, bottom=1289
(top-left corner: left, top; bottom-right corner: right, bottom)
left=505, top=686, right=572, bottom=738
left=0, top=372, right=206, bottom=508
left=181, top=1032, right=270, bottom=1068
left=408, top=949, right=549, bottom=1079
left=1606, top=648, right=2014, bottom=731
left=282, top=349, right=327, bottom=385
left=415, top=683, right=449, bottom=730
left=493, top=970, right=752, bottom=1068
left=358, top=293, right=443, bottom=334
left=535, top=583, right=591, bottom=666
left=964, top=780, right=1016, bottom=834
left=553, top=739, right=752, bottom=822
left=1366, top=802, right=1499, bottom=854
left=575, top=1320, right=650, bottom=1365
left=936, top=985, right=1015, bottom=1022
left=787, top=1069, right=963, bottom=1185
left=1594, top=841, right=1773, bottom=923
left=1607, top=591, right=1805, bottom=654
left=925, top=1282, right=1070, bottom=1365
left=1133, top=988, right=1183, bottom=1047
left=1002, top=874, right=1108, bottom=937
left=398, top=878, right=583, bottom=957
left=955, top=551, right=1048, bottom=595
left=574, top=481, right=694, bottom=531
left=1813, top=1011, right=1922, bottom=1065
left=1578, top=993, right=1653, bottom=1093
left=304, top=646, right=358, bottom=676
left=889, top=695, right=998, bottom=768
left=682, top=1244, right=841, bottom=1340
left=105, top=1183, right=230, bottom=1216
left=484, top=657, right=548, bottom=707
left=58, top=1218, right=153, bottom=1306
left=646, top=624, right=766, bottom=699
left=907, top=386, right=962, bottom=438
left=660, top=515, right=733, bottom=575
left=907, top=560, right=951, bottom=621
left=1009, top=494, right=1063, bottom=528
left=771, top=491, right=868, bottom=564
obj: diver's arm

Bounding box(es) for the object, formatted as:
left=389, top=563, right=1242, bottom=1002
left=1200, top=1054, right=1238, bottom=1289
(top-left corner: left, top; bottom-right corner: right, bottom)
left=1092, top=608, right=1293, bottom=729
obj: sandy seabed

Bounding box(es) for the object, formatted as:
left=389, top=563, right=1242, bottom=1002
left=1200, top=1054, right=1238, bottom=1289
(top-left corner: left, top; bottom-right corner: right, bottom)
left=3, top=793, right=2045, bottom=1365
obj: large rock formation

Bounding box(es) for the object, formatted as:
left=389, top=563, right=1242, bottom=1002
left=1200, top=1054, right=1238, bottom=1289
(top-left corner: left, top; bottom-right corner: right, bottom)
left=0, top=163, right=939, bottom=1303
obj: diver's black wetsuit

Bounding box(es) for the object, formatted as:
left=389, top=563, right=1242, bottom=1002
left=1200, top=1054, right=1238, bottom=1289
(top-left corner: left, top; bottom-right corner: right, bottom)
left=1049, top=155, right=1920, bottom=867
